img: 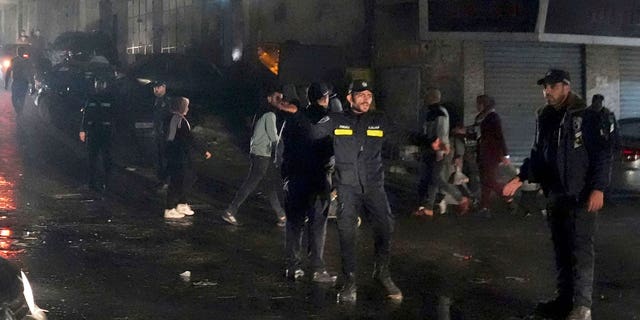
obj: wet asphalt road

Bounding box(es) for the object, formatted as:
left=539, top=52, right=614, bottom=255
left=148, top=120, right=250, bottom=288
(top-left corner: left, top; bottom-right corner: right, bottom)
left=0, top=91, right=639, bottom=319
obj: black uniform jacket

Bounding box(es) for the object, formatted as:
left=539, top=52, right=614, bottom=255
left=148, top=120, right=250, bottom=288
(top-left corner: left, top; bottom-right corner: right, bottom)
left=281, top=103, right=334, bottom=188
left=80, top=93, right=116, bottom=137
left=519, top=92, right=613, bottom=197
left=297, top=108, right=412, bottom=189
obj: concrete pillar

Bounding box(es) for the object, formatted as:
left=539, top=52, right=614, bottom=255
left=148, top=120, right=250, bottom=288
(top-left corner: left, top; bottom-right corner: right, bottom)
left=152, top=0, right=163, bottom=54
left=585, top=45, right=620, bottom=116
left=462, top=41, right=484, bottom=126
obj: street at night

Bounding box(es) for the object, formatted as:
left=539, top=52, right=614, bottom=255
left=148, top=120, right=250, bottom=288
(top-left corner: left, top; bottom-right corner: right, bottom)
left=1, top=1, right=640, bottom=320
left=0, top=92, right=637, bottom=319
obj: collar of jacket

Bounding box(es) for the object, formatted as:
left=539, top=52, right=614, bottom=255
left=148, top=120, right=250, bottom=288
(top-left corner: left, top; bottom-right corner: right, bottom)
left=541, top=92, right=586, bottom=115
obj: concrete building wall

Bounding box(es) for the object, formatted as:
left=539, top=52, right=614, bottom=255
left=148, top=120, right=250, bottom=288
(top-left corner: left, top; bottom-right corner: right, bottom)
left=585, top=45, right=620, bottom=116
left=462, top=41, right=484, bottom=126
left=248, top=0, right=365, bottom=46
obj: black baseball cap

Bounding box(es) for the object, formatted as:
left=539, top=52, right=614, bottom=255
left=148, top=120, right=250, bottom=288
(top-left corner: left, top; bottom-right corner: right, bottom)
left=348, top=79, right=373, bottom=93
left=151, top=80, right=166, bottom=87
left=307, top=82, right=330, bottom=102
left=537, top=69, right=571, bottom=86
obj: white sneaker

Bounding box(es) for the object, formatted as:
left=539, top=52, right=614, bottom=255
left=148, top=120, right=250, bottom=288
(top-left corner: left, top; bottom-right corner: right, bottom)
left=438, top=200, right=447, bottom=214
left=164, top=208, right=185, bottom=219
left=176, top=204, right=195, bottom=216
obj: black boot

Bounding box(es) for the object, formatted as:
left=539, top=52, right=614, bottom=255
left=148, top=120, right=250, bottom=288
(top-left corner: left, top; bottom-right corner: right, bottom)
left=534, top=297, right=572, bottom=319
left=337, top=273, right=357, bottom=303
left=372, top=264, right=403, bottom=302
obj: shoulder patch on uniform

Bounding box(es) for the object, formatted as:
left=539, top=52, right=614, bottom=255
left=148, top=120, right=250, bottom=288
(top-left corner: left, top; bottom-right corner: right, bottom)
left=318, top=116, right=330, bottom=124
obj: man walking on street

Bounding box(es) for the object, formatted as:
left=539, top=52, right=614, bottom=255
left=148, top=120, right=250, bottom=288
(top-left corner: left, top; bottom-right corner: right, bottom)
left=221, top=85, right=287, bottom=227
left=415, top=88, right=470, bottom=216
left=474, top=94, right=509, bottom=216
left=279, top=80, right=403, bottom=303
left=503, top=69, right=614, bottom=320
left=4, top=46, right=34, bottom=116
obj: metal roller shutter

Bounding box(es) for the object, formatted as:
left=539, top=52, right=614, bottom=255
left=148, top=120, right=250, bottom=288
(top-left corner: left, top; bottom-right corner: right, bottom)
left=484, top=42, right=584, bottom=164
left=620, top=48, right=640, bottom=119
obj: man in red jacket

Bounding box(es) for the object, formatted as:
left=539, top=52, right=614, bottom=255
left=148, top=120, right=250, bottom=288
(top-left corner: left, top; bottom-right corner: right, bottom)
left=474, top=94, right=509, bottom=216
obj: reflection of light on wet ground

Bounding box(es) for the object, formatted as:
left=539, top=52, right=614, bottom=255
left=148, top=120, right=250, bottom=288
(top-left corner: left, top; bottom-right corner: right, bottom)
left=0, top=94, right=23, bottom=212
left=0, top=176, right=16, bottom=210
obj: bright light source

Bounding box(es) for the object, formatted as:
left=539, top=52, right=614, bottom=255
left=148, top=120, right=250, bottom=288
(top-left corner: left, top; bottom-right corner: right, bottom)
left=136, top=78, right=152, bottom=85
left=2, top=60, right=10, bottom=69
left=232, top=48, right=242, bottom=62
left=0, top=228, right=11, bottom=237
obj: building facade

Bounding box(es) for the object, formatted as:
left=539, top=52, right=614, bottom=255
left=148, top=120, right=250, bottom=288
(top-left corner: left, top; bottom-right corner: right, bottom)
left=0, top=0, right=639, bottom=161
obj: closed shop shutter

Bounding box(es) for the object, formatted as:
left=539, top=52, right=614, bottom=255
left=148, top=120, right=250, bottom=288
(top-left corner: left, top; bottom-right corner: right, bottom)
left=620, top=48, right=640, bottom=119
left=484, top=42, right=584, bottom=164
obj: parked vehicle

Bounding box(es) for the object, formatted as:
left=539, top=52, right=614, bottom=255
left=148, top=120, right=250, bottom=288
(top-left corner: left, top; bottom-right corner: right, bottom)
left=125, top=53, right=224, bottom=104
left=121, top=54, right=225, bottom=137
left=611, top=117, right=640, bottom=194
left=47, top=31, right=118, bottom=66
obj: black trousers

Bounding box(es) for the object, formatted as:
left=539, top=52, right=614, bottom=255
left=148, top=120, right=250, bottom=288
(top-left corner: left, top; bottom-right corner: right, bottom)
left=547, top=193, right=597, bottom=308
left=226, top=154, right=284, bottom=219
left=87, top=134, right=112, bottom=187
left=284, top=176, right=330, bottom=272
left=166, top=160, right=195, bottom=209
left=154, top=134, right=167, bottom=181
left=336, top=185, right=394, bottom=275
left=11, top=81, right=28, bottom=115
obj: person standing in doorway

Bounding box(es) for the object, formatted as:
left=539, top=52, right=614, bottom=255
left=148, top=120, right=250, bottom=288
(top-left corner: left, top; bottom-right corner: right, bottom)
left=503, top=69, right=613, bottom=320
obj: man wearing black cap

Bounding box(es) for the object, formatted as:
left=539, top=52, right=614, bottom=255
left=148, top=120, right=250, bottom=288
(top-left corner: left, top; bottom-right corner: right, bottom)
left=79, top=78, right=117, bottom=192
left=152, top=80, right=172, bottom=188
left=503, top=69, right=613, bottom=320
left=277, top=82, right=337, bottom=283
left=279, top=79, right=404, bottom=303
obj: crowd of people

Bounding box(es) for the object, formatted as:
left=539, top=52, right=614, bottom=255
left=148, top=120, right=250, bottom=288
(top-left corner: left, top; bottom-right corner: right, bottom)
left=5, top=47, right=618, bottom=318
left=212, top=70, right=616, bottom=319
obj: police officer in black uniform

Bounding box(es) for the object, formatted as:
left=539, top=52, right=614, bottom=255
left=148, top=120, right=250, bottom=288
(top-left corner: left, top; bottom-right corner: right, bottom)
left=280, top=82, right=337, bottom=283
left=279, top=79, right=404, bottom=303
left=79, top=78, right=117, bottom=192
left=503, top=70, right=613, bottom=320
left=4, top=46, right=34, bottom=115
left=152, top=80, right=172, bottom=187
left=588, top=94, right=619, bottom=152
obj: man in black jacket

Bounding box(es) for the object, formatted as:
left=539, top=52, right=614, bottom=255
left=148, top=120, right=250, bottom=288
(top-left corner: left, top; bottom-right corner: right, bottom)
left=279, top=79, right=403, bottom=303
left=79, top=78, right=117, bottom=192
left=4, top=46, right=34, bottom=115
left=280, top=82, right=337, bottom=283
left=503, top=69, right=613, bottom=320
left=152, top=80, right=172, bottom=188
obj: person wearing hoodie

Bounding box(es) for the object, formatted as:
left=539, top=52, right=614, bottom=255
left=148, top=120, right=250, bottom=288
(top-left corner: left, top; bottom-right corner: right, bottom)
left=163, top=97, right=211, bottom=219
left=221, top=85, right=287, bottom=227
